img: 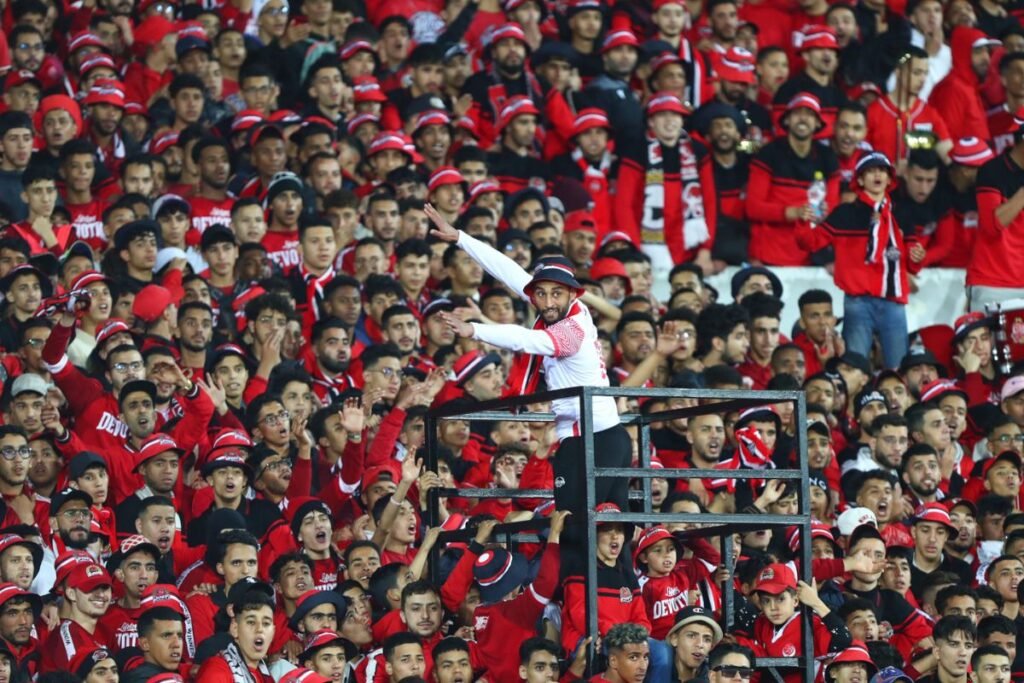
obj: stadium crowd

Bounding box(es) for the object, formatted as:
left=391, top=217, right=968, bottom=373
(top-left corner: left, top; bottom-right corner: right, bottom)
left=2, top=0, right=1024, bottom=681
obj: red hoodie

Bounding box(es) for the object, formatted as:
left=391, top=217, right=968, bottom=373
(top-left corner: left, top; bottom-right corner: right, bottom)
left=930, top=27, right=996, bottom=142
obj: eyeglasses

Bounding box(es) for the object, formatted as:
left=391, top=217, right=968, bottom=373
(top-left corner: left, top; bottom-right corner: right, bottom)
left=16, top=43, right=44, bottom=52
left=60, top=509, right=93, bottom=521
left=260, top=410, right=290, bottom=427
left=260, top=459, right=292, bottom=474
left=262, top=6, right=288, bottom=15
left=995, top=434, right=1024, bottom=444
left=112, top=361, right=143, bottom=373
left=713, top=667, right=753, bottom=680
left=368, top=367, right=403, bottom=379
left=22, top=339, right=45, bottom=348
left=244, top=84, right=273, bottom=96
left=0, top=447, right=31, bottom=461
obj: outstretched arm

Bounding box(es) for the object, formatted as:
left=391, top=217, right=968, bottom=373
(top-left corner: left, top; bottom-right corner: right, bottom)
left=441, top=312, right=585, bottom=359
left=426, top=203, right=533, bottom=300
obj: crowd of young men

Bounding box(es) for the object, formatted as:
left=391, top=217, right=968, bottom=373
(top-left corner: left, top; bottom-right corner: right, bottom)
left=1, top=0, right=1024, bottom=680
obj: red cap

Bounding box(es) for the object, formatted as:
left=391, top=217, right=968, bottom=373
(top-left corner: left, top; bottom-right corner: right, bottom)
left=132, top=285, right=173, bottom=324
left=428, top=166, right=463, bottom=192
left=589, top=258, right=632, bottom=292
left=340, top=40, right=374, bottom=61
left=652, top=0, right=685, bottom=8
left=5, top=70, right=41, bottom=89
left=363, top=462, right=401, bottom=487
left=983, top=450, right=1022, bottom=478
left=564, top=209, right=597, bottom=233
left=647, top=91, right=691, bottom=116
left=368, top=132, right=409, bottom=157
left=79, top=54, right=116, bottom=75
left=468, top=179, right=501, bottom=204
left=231, top=109, right=266, bottom=134
left=124, top=101, right=146, bottom=116
left=353, top=77, right=388, bottom=103
left=601, top=29, right=639, bottom=54
left=70, top=270, right=108, bottom=290
left=66, top=563, right=112, bottom=593
left=0, top=582, right=39, bottom=610
left=601, top=230, right=635, bottom=248
left=497, top=95, right=540, bottom=132
left=798, top=25, right=839, bottom=51
left=784, top=92, right=824, bottom=119
left=140, top=583, right=187, bottom=615
left=150, top=130, right=180, bottom=155
left=269, top=109, right=302, bottom=126
left=280, top=669, right=333, bottom=683
left=207, top=428, right=254, bottom=457
left=717, top=46, right=757, bottom=84
left=413, top=109, right=452, bottom=135
left=825, top=643, right=877, bottom=680
left=69, top=31, right=107, bottom=53
left=135, top=434, right=183, bottom=471
left=133, top=16, right=177, bottom=53
left=488, top=23, right=529, bottom=48
left=918, top=378, right=967, bottom=404
left=753, top=563, right=797, bottom=594
left=953, top=311, right=987, bottom=340
left=632, top=525, right=676, bottom=564
left=572, top=107, right=611, bottom=137
left=84, top=79, right=125, bottom=108
left=346, top=113, right=380, bottom=136
left=96, top=318, right=130, bottom=345
left=951, top=137, right=994, bottom=166
left=912, top=502, right=959, bottom=535
left=54, top=550, right=94, bottom=592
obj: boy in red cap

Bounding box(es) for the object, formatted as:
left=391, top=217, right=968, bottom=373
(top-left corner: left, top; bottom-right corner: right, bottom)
left=40, top=563, right=113, bottom=673
left=734, top=562, right=851, bottom=681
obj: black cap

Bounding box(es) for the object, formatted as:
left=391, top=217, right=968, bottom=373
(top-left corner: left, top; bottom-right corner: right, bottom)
left=68, top=452, right=107, bottom=480
left=0, top=263, right=52, bottom=297
left=854, top=388, right=887, bottom=415
left=531, top=41, right=577, bottom=68
left=50, top=488, right=93, bottom=516
left=898, top=348, right=944, bottom=375
left=226, top=576, right=275, bottom=608
left=289, top=591, right=348, bottom=631
left=114, top=219, right=160, bottom=251
left=730, top=266, right=783, bottom=299
left=118, top=380, right=158, bottom=408
left=200, top=224, right=237, bottom=251
left=834, top=351, right=871, bottom=377
left=692, top=102, right=747, bottom=137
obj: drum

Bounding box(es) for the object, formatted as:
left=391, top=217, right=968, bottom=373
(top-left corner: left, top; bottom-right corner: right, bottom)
left=986, top=299, right=1024, bottom=374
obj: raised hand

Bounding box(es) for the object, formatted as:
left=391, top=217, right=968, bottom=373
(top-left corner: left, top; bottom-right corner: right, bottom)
left=474, top=518, right=499, bottom=544
left=425, top=203, right=459, bottom=242
left=340, top=397, right=365, bottom=434
left=656, top=320, right=688, bottom=357
left=439, top=311, right=474, bottom=338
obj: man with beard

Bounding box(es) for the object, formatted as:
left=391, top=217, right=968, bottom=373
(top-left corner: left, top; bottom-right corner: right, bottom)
left=428, top=204, right=632, bottom=531
left=946, top=499, right=979, bottom=568
left=910, top=503, right=973, bottom=598
left=612, top=313, right=657, bottom=386
left=175, top=302, right=213, bottom=372
left=773, top=27, right=845, bottom=139
left=692, top=103, right=751, bottom=266
left=550, top=109, right=617, bottom=237
left=616, top=93, right=716, bottom=283
left=189, top=137, right=233, bottom=236
left=388, top=44, right=446, bottom=122
left=0, top=112, right=34, bottom=222
left=842, top=525, right=934, bottom=662
left=382, top=306, right=422, bottom=367
left=902, top=443, right=943, bottom=510
left=305, top=318, right=354, bottom=403
left=0, top=535, right=41, bottom=594
left=581, top=30, right=643, bottom=147
left=703, top=47, right=772, bottom=147
left=99, top=535, right=160, bottom=651
left=489, top=96, right=548, bottom=195
left=0, top=582, right=42, bottom=675
left=748, top=93, right=840, bottom=266
left=83, top=79, right=129, bottom=179
left=462, top=24, right=543, bottom=149
left=696, top=303, right=751, bottom=368
left=303, top=56, right=346, bottom=129
left=115, top=435, right=182, bottom=535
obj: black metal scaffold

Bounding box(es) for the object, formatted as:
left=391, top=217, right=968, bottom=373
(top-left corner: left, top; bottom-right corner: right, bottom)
left=425, top=385, right=813, bottom=683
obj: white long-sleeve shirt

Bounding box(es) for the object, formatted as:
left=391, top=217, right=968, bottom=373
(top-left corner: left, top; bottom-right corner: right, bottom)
left=456, top=231, right=620, bottom=441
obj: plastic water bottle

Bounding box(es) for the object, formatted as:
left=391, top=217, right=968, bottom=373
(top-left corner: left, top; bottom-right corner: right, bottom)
left=807, top=171, right=827, bottom=224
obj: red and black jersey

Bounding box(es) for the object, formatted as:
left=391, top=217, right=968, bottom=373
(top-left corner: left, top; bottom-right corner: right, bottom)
left=891, top=180, right=955, bottom=267
left=550, top=148, right=618, bottom=240
left=943, top=179, right=981, bottom=268
left=561, top=563, right=651, bottom=654
left=971, top=150, right=1024, bottom=288
left=736, top=611, right=852, bottom=683
left=987, top=104, right=1017, bottom=155
left=772, top=73, right=847, bottom=139
left=461, top=67, right=544, bottom=150
left=487, top=146, right=549, bottom=196
left=796, top=190, right=923, bottom=303
left=746, top=138, right=840, bottom=265
left=842, top=583, right=933, bottom=661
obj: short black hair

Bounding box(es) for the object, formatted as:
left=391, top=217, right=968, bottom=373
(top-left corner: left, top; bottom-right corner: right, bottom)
left=138, top=606, right=184, bottom=639
left=269, top=551, right=315, bottom=584
left=696, top=304, right=749, bottom=356
left=383, top=632, right=423, bottom=660
left=932, top=615, right=977, bottom=643
left=519, top=637, right=560, bottom=665
left=170, top=73, right=206, bottom=98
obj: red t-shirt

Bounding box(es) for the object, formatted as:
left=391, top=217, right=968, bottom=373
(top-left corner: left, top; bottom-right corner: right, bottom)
left=189, top=195, right=235, bottom=236
left=65, top=199, right=108, bottom=252
left=262, top=230, right=300, bottom=270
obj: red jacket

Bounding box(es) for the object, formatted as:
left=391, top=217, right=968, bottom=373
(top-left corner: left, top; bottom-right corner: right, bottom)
left=746, top=138, right=840, bottom=265
left=930, top=27, right=993, bottom=143
left=971, top=149, right=1024, bottom=288
left=561, top=563, right=651, bottom=655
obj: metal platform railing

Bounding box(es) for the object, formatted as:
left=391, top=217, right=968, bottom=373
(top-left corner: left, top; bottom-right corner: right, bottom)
left=425, top=386, right=812, bottom=683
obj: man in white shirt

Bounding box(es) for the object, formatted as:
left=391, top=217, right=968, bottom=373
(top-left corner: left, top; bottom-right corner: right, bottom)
left=424, top=204, right=632, bottom=520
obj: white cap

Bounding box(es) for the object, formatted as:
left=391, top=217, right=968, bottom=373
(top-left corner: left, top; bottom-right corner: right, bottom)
left=836, top=507, right=878, bottom=537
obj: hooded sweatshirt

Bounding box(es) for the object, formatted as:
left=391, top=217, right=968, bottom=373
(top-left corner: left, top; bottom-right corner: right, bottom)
left=930, top=27, right=995, bottom=141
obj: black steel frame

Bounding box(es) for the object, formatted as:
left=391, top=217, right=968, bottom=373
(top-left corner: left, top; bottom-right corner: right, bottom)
left=425, top=385, right=812, bottom=683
